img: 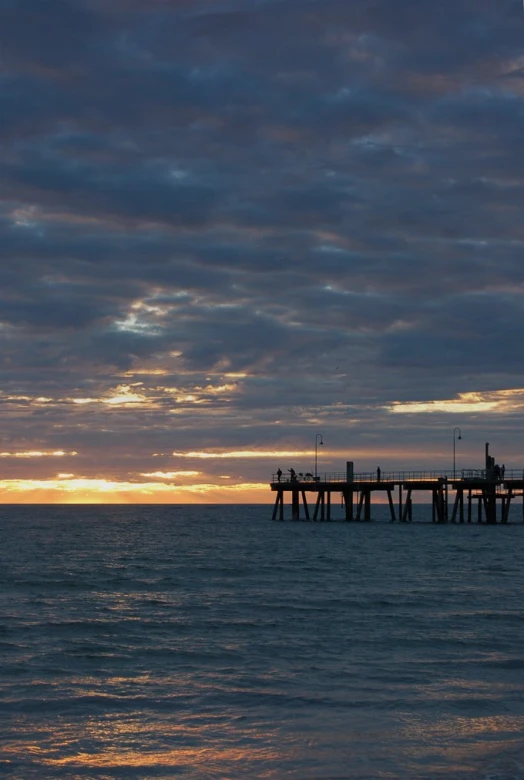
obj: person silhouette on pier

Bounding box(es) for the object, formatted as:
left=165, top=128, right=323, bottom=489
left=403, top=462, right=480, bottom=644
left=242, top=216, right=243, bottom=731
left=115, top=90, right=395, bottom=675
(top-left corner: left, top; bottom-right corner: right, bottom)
left=288, top=468, right=297, bottom=482
left=276, top=468, right=282, bottom=482
left=377, top=466, right=381, bottom=482
left=501, top=464, right=505, bottom=480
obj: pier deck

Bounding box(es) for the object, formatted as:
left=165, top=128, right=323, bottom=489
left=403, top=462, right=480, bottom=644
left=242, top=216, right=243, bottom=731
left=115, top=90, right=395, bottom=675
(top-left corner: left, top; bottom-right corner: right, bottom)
left=270, top=469, right=524, bottom=523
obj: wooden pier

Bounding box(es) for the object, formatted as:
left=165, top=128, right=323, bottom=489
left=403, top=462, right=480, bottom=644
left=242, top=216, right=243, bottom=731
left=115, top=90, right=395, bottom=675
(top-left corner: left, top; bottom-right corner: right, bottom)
left=270, top=461, right=524, bottom=524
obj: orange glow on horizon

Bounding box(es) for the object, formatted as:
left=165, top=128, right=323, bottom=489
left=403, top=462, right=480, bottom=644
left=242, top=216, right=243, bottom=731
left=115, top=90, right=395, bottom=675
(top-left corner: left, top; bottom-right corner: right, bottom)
left=0, top=477, right=272, bottom=504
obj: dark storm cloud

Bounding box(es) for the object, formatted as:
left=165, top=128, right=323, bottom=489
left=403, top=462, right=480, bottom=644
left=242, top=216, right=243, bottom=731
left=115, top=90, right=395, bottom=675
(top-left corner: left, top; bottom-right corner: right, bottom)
left=3, top=0, right=524, bottom=486
left=1, top=152, right=220, bottom=225
left=0, top=0, right=100, bottom=69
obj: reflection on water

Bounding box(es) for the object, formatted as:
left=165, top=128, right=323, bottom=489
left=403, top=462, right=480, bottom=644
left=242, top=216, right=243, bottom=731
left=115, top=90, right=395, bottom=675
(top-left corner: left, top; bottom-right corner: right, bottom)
left=398, top=711, right=524, bottom=776
left=3, top=710, right=285, bottom=775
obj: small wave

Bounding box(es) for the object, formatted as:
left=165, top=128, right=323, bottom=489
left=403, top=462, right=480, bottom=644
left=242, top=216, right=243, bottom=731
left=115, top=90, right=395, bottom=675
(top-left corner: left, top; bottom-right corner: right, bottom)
left=488, top=658, right=524, bottom=670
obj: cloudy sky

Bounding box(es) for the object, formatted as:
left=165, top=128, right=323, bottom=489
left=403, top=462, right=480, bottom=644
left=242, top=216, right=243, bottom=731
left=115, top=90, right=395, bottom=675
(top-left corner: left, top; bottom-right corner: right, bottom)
left=2, top=0, right=524, bottom=503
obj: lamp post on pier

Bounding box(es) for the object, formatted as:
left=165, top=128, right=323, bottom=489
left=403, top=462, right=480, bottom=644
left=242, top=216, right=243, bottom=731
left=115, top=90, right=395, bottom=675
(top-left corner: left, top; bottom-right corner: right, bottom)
left=315, top=433, right=324, bottom=480
left=453, top=427, right=462, bottom=479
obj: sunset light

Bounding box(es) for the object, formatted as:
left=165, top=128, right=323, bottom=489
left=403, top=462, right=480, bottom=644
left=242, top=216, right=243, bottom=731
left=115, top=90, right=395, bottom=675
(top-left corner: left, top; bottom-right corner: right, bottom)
left=1, top=0, right=524, bottom=508
left=4, top=4, right=524, bottom=780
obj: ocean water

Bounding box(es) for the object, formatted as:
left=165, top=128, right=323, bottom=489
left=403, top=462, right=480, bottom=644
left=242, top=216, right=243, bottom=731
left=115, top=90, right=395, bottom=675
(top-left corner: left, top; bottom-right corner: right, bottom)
left=1, top=504, right=524, bottom=780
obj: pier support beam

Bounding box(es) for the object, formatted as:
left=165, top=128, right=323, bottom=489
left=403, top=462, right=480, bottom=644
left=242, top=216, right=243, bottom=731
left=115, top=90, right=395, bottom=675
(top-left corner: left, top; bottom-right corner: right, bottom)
left=301, top=490, right=310, bottom=520
left=401, top=489, right=412, bottom=522
left=313, top=491, right=324, bottom=521
left=451, top=488, right=464, bottom=523
left=482, top=486, right=497, bottom=524
left=343, top=489, right=354, bottom=521
left=433, top=483, right=447, bottom=523
left=356, top=490, right=364, bottom=521
left=387, top=489, right=396, bottom=522
left=292, top=489, right=300, bottom=521
left=272, top=489, right=284, bottom=521
left=364, top=489, right=371, bottom=521
left=501, top=492, right=511, bottom=524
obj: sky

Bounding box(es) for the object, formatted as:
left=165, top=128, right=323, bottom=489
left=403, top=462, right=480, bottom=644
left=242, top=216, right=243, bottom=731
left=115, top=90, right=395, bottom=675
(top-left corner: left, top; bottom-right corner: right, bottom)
left=2, top=0, right=524, bottom=503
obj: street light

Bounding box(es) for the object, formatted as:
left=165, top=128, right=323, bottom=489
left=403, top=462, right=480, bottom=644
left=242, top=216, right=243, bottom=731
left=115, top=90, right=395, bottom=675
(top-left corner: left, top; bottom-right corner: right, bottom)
left=453, top=427, right=462, bottom=479
left=315, top=433, right=324, bottom=479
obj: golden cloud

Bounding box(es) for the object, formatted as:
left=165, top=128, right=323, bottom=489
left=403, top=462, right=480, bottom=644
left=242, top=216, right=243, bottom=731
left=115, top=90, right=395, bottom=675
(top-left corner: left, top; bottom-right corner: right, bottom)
left=386, top=389, right=524, bottom=415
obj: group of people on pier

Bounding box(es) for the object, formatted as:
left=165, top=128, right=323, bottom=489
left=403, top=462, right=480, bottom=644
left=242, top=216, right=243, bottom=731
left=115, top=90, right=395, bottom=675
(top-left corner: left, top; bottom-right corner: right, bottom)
left=277, top=468, right=317, bottom=482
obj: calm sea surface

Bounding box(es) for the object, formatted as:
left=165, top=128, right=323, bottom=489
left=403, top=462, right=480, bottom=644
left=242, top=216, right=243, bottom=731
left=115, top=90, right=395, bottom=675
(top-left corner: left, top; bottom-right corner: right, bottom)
left=1, top=504, right=524, bottom=779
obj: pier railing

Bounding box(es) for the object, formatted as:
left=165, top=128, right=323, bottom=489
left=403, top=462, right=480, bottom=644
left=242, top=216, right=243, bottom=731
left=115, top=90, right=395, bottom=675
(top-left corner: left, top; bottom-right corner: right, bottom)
left=272, top=468, right=524, bottom=484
